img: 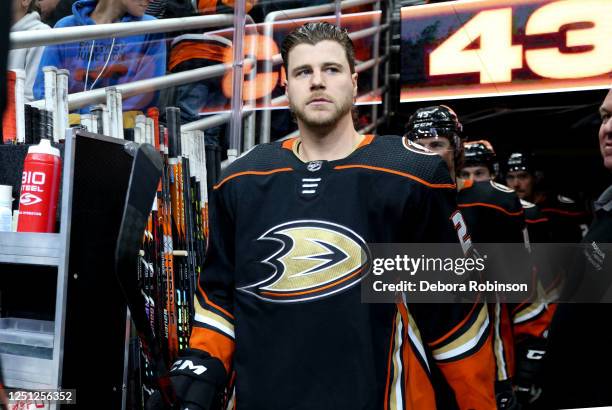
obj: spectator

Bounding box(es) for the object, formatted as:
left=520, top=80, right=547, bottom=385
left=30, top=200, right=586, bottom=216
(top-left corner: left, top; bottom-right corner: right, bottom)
left=9, top=0, right=50, bottom=102
left=38, top=0, right=77, bottom=27
left=33, top=0, right=167, bottom=113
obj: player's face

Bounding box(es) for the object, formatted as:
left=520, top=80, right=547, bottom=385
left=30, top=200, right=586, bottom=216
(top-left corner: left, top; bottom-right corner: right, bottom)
left=459, top=165, right=491, bottom=182
left=286, top=40, right=357, bottom=129
left=417, top=137, right=455, bottom=171
left=506, top=171, right=534, bottom=200
left=599, top=89, right=612, bottom=171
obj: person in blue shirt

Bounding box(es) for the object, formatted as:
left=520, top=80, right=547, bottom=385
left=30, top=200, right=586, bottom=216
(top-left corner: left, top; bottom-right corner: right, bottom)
left=33, top=0, right=166, bottom=113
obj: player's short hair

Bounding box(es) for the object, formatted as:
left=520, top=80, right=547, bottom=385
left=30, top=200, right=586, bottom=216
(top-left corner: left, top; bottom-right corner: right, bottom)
left=281, top=22, right=356, bottom=75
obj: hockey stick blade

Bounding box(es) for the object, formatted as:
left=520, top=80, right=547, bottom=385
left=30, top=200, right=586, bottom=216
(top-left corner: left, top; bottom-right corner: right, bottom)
left=114, top=142, right=177, bottom=409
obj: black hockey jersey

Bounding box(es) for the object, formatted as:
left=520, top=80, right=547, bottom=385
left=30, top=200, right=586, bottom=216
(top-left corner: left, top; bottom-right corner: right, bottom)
left=456, top=179, right=556, bottom=400
left=520, top=199, right=551, bottom=243
left=189, top=135, right=496, bottom=409
left=538, top=194, right=589, bottom=243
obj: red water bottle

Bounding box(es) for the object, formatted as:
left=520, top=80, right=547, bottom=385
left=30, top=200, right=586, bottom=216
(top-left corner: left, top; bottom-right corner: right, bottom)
left=17, top=139, right=62, bottom=233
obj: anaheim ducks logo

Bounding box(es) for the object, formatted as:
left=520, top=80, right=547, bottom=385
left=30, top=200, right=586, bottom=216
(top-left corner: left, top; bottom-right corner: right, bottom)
left=239, top=220, right=370, bottom=303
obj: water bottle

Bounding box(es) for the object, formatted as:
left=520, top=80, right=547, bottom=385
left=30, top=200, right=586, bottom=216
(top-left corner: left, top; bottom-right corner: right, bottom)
left=17, top=139, right=62, bottom=233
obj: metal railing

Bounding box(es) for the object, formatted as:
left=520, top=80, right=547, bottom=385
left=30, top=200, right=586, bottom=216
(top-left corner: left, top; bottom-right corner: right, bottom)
left=10, top=14, right=235, bottom=49
left=19, top=13, right=263, bottom=156
left=15, top=1, right=392, bottom=159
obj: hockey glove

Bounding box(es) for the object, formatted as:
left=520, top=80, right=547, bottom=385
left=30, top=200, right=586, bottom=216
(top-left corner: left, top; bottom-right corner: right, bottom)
left=146, top=349, right=227, bottom=410
left=495, top=379, right=521, bottom=410
left=514, top=337, right=547, bottom=406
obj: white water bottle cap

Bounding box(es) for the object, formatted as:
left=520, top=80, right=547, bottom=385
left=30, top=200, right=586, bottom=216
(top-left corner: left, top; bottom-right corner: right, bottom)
left=0, top=185, right=13, bottom=207
left=27, top=138, right=61, bottom=157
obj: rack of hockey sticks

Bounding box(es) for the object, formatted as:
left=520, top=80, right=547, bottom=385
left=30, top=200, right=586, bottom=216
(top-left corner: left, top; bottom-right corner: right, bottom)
left=123, top=106, right=209, bottom=407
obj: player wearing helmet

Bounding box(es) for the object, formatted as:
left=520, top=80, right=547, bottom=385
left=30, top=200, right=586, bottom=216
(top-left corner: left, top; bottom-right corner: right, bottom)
left=405, top=106, right=553, bottom=409
left=504, top=152, right=589, bottom=243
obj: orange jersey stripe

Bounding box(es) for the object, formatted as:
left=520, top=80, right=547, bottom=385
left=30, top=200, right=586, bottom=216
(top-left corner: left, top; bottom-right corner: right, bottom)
left=514, top=304, right=557, bottom=339
left=197, top=281, right=235, bottom=320
left=429, top=301, right=479, bottom=347
left=458, top=202, right=524, bottom=217
left=356, top=134, right=375, bottom=148
left=260, top=268, right=363, bottom=298
left=190, top=325, right=235, bottom=372
left=541, top=208, right=586, bottom=217
left=213, top=168, right=294, bottom=190
left=525, top=217, right=548, bottom=224
left=334, top=164, right=456, bottom=189
left=281, top=137, right=297, bottom=150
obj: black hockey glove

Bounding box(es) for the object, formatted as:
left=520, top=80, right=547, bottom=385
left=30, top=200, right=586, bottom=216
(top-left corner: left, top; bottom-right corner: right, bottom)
left=495, top=379, right=521, bottom=410
left=146, top=349, right=227, bottom=410
left=514, top=337, right=546, bottom=407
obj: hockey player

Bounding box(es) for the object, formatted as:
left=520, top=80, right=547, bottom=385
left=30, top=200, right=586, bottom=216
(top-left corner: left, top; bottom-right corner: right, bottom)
left=460, top=140, right=556, bottom=407
left=504, top=152, right=588, bottom=243
left=405, top=108, right=552, bottom=409
left=149, top=23, right=496, bottom=410
left=462, top=141, right=550, bottom=243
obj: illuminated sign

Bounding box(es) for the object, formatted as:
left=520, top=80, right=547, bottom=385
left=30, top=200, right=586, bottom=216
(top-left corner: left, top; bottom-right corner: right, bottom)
left=400, top=0, right=612, bottom=102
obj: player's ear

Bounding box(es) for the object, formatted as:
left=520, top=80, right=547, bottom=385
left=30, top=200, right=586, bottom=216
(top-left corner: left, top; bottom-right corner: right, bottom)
left=352, top=72, right=358, bottom=99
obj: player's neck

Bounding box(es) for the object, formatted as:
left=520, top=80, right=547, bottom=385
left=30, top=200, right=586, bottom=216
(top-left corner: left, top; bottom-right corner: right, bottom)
left=296, top=116, right=361, bottom=162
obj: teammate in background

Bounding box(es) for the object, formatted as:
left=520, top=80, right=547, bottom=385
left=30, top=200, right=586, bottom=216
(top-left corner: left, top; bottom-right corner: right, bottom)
left=9, top=0, right=50, bottom=102
left=150, top=23, right=497, bottom=410
left=32, top=0, right=166, bottom=113
left=460, top=140, right=557, bottom=408
left=504, top=152, right=589, bottom=243
left=462, top=141, right=551, bottom=243
left=541, top=88, right=612, bottom=408
left=405, top=108, right=550, bottom=409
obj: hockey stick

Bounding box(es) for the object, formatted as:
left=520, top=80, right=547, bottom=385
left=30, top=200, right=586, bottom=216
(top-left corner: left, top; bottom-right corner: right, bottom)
left=114, top=141, right=177, bottom=408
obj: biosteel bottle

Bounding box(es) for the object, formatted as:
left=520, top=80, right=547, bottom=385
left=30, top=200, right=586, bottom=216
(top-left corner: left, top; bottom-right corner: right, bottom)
left=17, top=139, right=62, bottom=232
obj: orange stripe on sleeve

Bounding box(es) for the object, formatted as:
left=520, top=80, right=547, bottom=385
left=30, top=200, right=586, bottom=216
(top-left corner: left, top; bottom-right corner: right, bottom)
left=190, top=326, right=235, bottom=373
left=334, top=164, right=456, bottom=189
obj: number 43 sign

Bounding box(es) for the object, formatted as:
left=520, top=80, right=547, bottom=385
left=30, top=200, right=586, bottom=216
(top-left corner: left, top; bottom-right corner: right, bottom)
left=400, top=0, right=612, bottom=102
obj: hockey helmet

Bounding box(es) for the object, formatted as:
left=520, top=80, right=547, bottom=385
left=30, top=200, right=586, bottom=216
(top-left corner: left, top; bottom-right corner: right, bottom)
left=404, top=105, right=463, bottom=147
left=505, top=152, right=535, bottom=174
left=463, top=140, right=497, bottom=173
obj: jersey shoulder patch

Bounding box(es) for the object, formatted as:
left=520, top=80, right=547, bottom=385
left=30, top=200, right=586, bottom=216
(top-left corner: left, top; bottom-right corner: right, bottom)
left=349, top=135, right=454, bottom=187
left=520, top=199, right=536, bottom=209
left=490, top=181, right=515, bottom=193
left=402, top=137, right=438, bottom=156
left=557, top=194, right=576, bottom=204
